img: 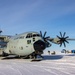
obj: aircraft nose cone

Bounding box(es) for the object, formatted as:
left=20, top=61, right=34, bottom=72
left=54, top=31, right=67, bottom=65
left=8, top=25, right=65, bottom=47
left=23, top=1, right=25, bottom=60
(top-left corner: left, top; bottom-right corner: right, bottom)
left=33, top=40, right=46, bottom=52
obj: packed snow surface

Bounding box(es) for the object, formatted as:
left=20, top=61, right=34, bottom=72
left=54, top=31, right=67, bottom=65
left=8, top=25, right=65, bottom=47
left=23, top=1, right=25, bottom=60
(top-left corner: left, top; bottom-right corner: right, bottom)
left=0, top=54, right=75, bottom=75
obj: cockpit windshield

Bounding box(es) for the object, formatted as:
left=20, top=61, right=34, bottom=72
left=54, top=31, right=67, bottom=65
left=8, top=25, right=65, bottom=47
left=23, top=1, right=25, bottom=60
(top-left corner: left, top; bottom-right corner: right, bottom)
left=26, top=33, right=40, bottom=38
left=33, top=34, right=40, bottom=37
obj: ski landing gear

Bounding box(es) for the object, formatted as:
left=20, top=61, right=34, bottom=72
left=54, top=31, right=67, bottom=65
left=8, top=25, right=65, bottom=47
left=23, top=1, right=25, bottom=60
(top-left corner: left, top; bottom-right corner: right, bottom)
left=31, top=52, right=43, bottom=62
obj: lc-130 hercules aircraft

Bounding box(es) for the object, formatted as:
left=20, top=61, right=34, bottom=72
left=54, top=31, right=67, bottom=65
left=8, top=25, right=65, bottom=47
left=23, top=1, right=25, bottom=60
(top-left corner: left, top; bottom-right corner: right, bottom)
left=2, top=31, right=75, bottom=60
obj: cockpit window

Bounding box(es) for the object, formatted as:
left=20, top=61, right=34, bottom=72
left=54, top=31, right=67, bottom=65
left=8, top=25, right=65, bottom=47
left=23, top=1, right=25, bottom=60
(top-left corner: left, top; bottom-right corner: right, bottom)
left=33, top=34, right=36, bottom=37
left=26, top=33, right=40, bottom=38
left=37, top=34, right=40, bottom=36
left=33, top=34, right=40, bottom=37
left=26, top=33, right=32, bottom=38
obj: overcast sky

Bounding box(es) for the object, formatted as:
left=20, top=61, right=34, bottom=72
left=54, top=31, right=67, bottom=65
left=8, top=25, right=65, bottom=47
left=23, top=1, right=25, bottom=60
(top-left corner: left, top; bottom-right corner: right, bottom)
left=0, top=0, right=75, bottom=51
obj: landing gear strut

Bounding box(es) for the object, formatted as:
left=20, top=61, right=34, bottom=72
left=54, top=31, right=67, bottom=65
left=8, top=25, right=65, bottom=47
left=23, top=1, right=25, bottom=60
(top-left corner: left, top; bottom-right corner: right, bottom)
left=31, top=51, right=43, bottom=61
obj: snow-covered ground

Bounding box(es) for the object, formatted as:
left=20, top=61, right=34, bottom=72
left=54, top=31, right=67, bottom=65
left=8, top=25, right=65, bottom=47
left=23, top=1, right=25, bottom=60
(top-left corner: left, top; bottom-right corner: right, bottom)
left=0, top=53, right=75, bottom=75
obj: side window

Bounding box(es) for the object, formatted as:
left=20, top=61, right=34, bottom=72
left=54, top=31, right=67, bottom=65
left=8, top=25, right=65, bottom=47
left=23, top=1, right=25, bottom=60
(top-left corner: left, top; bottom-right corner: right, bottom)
left=26, top=35, right=30, bottom=38
left=33, top=38, right=35, bottom=42
left=27, top=40, right=31, bottom=44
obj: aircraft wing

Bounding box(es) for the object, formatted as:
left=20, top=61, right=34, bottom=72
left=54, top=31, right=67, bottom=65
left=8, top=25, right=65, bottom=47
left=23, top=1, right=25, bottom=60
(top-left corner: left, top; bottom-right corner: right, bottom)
left=67, top=38, right=75, bottom=41
left=39, top=31, right=75, bottom=47
left=47, top=38, right=75, bottom=47
left=47, top=36, right=75, bottom=47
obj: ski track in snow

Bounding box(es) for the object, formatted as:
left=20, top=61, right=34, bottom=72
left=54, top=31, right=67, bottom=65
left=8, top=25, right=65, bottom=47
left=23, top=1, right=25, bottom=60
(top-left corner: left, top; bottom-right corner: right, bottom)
left=0, top=54, right=75, bottom=75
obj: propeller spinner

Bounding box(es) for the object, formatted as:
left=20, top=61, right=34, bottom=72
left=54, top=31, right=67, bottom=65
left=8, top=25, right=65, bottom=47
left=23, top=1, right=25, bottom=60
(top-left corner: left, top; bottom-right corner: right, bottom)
left=57, top=32, right=69, bottom=47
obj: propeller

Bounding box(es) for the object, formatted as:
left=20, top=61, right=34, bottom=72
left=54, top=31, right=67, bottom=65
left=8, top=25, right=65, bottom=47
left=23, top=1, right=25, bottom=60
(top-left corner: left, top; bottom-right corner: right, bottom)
left=57, top=32, right=69, bottom=47
left=40, top=31, right=51, bottom=47
left=40, top=31, right=50, bottom=40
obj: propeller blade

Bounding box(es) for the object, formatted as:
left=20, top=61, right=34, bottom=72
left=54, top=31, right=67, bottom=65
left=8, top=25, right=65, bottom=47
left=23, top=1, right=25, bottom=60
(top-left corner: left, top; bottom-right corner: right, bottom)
left=65, top=40, right=69, bottom=43
left=57, top=32, right=69, bottom=47
left=63, top=42, right=66, bottom=47
left=60, top=43, right=62, bottom=47
left=65, top=36, right=69, bottom=39
left=60, top=32, right=62, bottom=37
left=57, top=35, right=61, bottom=39
left=40, top=31, right=42, bottom=37
left=63, top=32, right=66, bottom=37
left=40, top=31, right=51, bottom=47
left=45, top=36, right=50, bottom=39
left=43, top=31, right=47, bottom=38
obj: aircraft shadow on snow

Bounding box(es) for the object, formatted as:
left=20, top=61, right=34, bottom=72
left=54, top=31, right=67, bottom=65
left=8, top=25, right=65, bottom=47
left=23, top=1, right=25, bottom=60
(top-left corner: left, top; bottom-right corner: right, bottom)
left=42, top=55, right=63, bottom=60
left=42, top=54, right=75, bottom=60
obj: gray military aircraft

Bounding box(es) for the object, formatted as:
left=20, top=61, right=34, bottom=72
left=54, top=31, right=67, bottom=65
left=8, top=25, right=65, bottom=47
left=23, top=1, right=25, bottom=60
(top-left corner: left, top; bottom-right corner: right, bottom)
left=1, top=31, right=75, bottom=60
